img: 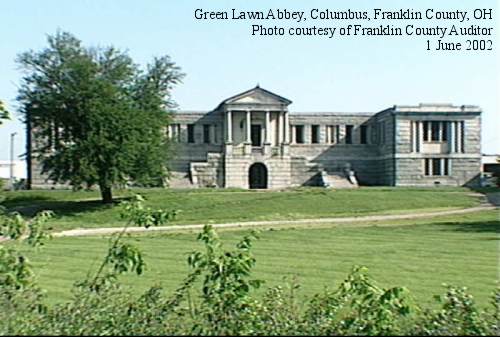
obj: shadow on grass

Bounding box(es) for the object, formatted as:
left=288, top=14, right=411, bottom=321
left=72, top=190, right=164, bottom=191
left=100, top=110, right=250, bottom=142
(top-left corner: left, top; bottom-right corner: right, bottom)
left=2, top=196, right=133, bottom=218
left=438, top=220, right=500, bottom=235
left=467, top=186, right=500, bottom=195
left=1, top=193, right=53, bottom=206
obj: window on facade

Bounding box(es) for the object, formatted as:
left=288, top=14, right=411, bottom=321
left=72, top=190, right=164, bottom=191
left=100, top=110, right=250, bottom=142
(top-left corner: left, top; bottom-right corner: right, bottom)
left=424, top=158, right=449, bottom=176
left=345, top=125, right=353, bottom=144
left=424, top=121, right=448, bottom=142
left=203, top=124, right=210, bottom=144
left=311, top=125, right=320, bottom=144
left=187, top=124, right=195, bottom=143
left=431, top=122, right=440, bottom=141
left=360, top=125, right=367, bottom=144
left=460, top=121, right=465, bottom=152
left=295, top=125, right=304, bottom=144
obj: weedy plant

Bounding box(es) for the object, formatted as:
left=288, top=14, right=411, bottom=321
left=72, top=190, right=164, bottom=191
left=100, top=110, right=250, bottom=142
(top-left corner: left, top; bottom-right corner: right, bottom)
left=0, top=194, right=498, bottom=336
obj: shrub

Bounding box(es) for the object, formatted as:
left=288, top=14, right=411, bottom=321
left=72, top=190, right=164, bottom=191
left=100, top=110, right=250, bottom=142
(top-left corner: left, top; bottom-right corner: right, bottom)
left=0, top=194, right=498, bottom=335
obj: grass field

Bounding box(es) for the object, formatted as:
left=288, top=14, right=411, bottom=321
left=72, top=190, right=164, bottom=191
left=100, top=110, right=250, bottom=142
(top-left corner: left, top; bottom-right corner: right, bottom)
left=1, top=186, right=483, bottom=231
left=18, top=209, right=499, bottom=308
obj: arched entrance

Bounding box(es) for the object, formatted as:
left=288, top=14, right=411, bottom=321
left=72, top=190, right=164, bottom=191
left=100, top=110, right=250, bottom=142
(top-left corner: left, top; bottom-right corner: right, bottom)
left=249, top=163, right=268, bottom=189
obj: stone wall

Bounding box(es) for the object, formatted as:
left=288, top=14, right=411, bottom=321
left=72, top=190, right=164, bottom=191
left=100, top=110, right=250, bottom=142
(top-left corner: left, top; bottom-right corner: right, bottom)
left=225, top=155, right=291, bottom=189
left=26, top=103, right=483, bottom=189
left=391, top=107, right=482, bottom=187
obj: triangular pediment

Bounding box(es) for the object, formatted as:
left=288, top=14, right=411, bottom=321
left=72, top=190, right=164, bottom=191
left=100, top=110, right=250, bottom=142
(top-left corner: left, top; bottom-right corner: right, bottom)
left=219, top=86, right=292, bottom=109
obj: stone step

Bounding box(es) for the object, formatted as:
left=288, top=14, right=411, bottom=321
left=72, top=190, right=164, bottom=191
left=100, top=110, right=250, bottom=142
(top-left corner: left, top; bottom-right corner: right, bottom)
left=168, top=171, right=193, bottom=188
left=320, top=171, right=358, bottom=189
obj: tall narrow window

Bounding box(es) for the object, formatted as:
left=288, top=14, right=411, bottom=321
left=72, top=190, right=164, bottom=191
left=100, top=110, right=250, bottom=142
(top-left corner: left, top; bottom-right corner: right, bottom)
left=295, top=125, right=304, bottom=144
left=423, top=121, right=429, bottom=141
left=432, top=158, right=441, bottom=175
left=460, top=121, right=465, bottom=153
left=187, top=124, right=195, bottom=143
left=360, top=125, right=367, bottom=144
left=441, top=122, right=448, bottom=141
left=345, top=125, right=353, bottom=144
left=424, top=121, right=448, bottom=142
left=431, top=121, right=440, bottom=141
left=311, top=125, right=319, bottom=144
left=203, top=124, right=210, bottom=144
left=424, top=158, right=449, bottom=176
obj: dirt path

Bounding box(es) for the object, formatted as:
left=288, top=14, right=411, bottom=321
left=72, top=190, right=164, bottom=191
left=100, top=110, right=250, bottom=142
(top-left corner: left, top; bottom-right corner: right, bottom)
left=52, top=205, right=497, bottom=238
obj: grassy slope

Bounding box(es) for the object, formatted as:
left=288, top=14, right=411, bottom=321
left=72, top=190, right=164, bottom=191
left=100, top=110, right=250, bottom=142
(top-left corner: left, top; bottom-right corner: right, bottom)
left=2, top=187, right=481, bottom=231
left=21, top=210, right=499, bottom=308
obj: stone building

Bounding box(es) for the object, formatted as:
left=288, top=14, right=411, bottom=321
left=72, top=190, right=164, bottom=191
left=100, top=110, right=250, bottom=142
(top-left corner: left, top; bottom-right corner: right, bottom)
left=27, top=85, right=482, bottom=189
left=166, top=86, right=482, bottom=189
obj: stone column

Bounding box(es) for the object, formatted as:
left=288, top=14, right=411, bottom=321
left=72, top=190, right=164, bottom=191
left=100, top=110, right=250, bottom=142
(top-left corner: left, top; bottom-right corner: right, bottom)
left=244, top=110, right=251, bottom=155
left=281, top=110, right=290, bottom=156
left=264, top=110, right=271, bottom=155
left=246, top=110, right=251, bottom=143
left=449, top=121, right=455, bottom=153
left=265, top=110, right=271, bottom=144
left=417, top=121, right=423, bottom=153
left=278, top=111, right=283, bottom=144
left=225, top=110, right=233, bottom=155
left=180, top=124, right=187, bottom=143
left=226, top=110, right=233, bottom=143
left=284, top=110, right=290, bottom=143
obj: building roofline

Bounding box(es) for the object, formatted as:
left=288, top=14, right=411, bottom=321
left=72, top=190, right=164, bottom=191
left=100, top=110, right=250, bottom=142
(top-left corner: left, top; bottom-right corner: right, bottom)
left=215, top=85, right=292, bottom=110
left=174, top=110, right=376, bottom=117
left=290, top=112, right=375, bottom=117
left=390, top=103, right=481, bottom=113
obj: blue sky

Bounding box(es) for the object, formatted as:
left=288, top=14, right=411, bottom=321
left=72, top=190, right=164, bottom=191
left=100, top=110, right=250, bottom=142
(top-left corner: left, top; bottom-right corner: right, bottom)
left=0, top=0, right=498, bottom=161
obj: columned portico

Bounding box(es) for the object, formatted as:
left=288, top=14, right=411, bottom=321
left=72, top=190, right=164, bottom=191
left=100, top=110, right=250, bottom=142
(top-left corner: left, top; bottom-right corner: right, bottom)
left=219, top=85, right=293, bottom=189
left=220, top=86, right=292, bottom=158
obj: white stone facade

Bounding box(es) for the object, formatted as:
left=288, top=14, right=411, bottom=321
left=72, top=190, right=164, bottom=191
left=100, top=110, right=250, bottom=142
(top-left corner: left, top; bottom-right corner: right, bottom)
left=166, top=86, right=482, bottom=189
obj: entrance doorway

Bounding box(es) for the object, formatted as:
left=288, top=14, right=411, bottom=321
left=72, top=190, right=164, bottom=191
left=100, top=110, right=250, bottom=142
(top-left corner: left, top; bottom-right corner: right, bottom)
left=249, top=163, right=268, bottom=189
left=251, top=125, right=262, bottom=146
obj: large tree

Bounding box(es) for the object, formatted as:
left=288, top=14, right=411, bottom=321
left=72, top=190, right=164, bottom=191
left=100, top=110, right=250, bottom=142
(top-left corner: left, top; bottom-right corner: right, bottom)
left=17, top=31, right=184, bottom=203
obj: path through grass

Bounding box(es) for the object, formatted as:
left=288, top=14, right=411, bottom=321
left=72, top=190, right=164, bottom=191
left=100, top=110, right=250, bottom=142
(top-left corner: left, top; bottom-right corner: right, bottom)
left=21, top=210, right=499, bottom=308
left=2, top=187, right=482, bottom=231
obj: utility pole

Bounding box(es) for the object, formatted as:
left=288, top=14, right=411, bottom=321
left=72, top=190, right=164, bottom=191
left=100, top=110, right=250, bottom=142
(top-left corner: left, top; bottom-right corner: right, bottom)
left=10, top=132, right=17, bottom=191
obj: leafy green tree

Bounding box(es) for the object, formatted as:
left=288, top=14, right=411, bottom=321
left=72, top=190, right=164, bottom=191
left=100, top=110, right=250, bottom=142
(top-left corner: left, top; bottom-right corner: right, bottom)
left=17, top=31, right=184, bottom=203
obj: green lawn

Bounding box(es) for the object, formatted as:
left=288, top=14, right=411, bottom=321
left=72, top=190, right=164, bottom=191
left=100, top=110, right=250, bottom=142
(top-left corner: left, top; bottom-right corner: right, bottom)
left=20, top=210, right=499, bottom=308
left=1, top=186, right=482, bottom=231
